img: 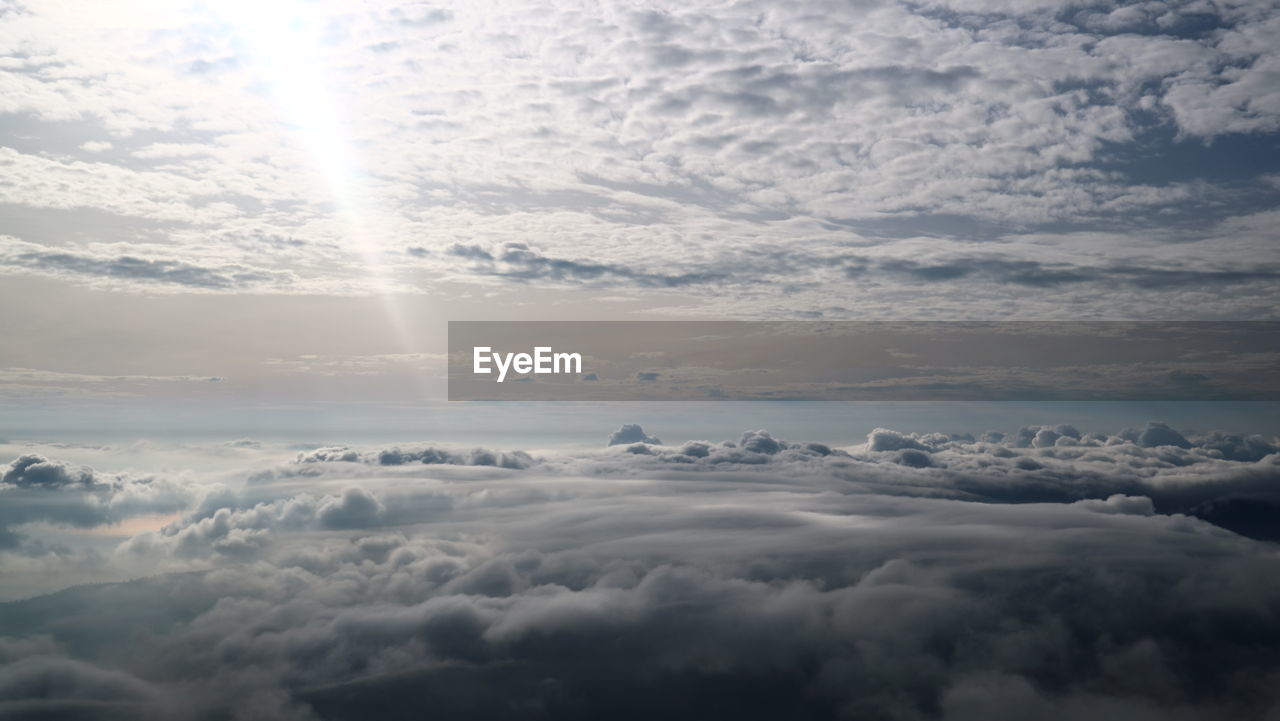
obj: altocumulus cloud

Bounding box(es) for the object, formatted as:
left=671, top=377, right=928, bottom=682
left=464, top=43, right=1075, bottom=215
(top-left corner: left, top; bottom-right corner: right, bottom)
left=2, top=1, right=1280, bottom=316
left=1, top=422, right=1280, bottom=719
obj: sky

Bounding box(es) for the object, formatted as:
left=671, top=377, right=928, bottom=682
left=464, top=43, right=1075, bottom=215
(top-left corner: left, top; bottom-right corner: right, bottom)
left=2, top=1, right=1280, bottom=719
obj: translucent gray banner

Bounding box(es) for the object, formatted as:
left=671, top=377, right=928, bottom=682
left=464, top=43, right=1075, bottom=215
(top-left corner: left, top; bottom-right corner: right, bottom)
left=447, top=321, right=1280, bottom=401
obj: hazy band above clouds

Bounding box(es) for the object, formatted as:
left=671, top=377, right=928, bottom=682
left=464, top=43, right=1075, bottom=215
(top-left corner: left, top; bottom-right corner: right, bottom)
left=449, top=321, right=1280, bottom=400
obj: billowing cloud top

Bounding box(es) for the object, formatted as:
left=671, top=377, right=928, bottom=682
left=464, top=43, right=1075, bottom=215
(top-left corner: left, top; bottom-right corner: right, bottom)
left=2, top=420, right=1280, bottom=719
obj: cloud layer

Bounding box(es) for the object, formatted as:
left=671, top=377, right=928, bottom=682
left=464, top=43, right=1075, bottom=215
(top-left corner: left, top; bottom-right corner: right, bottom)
left=1, top=1, right=1278, bottom=316
left=2, top=421, right=1280, bottom=719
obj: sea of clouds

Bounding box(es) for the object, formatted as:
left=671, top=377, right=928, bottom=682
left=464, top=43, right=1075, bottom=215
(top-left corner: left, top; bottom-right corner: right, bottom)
left=2, top=421, right=1279, bottom=720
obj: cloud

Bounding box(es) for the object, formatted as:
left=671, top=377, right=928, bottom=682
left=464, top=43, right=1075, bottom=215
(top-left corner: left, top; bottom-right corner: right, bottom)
left=607, top=424, right=662, bottom=446
left=436, top=235, right=1280, bottom=316
left=317, top=487, right=384, bottom=530
left=1073, top=493, right=1155, bottom=516
left=1127, top=421, right=1192, bottom=449
left=4, top=421, right=1280, bottom=719
left=0, top=454, right=199, bottom=550
left=867, top=427, right=933, bottom=452
left=849, top=255, right=1280, bottom=290
left=0, top=367, right=227, bottom=388
left=737, top=429, right=783, bottom=454
left=1195, top=431, right=1278, bottom=462
left=0, top=654, right=160, bottom=718
left=448, top=242, right=730, bottom=289
left=2, top=0, right=1277, bottom=317
left=0, top=236, right=294, bottom=291
left=2, top=455, right=95, bottom=488
left=294, top=444, right=535, bottom=470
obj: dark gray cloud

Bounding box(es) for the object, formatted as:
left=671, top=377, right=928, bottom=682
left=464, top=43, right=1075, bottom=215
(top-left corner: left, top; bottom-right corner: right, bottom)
left=684, top=63, right=983, bottom=119
left=1195, top=431, right=1278, bottom=462
left=445, top=239, right=1280, bottom=299
left=2, top=454, right=95, bottom=488
left=448, top=242, right=730, bottom=288
left=850, top=256, right=1280, bottom=289
left=1, top=246, right=293, bottom=290
left=0, top=654, right=161, bottom=720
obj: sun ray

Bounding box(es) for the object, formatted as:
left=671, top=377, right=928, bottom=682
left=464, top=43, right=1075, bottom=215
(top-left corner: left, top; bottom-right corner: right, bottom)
left=211, top=0, right=422, bottom=364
